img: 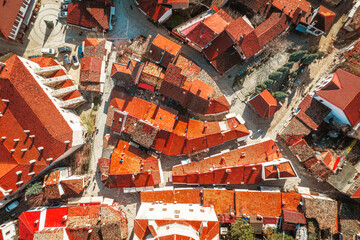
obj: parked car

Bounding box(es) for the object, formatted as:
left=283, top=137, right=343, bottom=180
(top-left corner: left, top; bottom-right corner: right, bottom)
left=61, top=4, right=69, bottom=10
left=28, top=54, right=41, bottom=59
left=63, top=54, right=71, bottom=65
left=58, top=11, right=67, bottom=18
left=77, top=46, right=83, bottom=58
left=72, top=54, right=79, bottom=67
left=58, top=46, right=72, bottom=53
left=61, top=0, right=71, bottom=3
left=41, top=48, right=56, bottom=55
left=5, top=201, right=19, bottom=212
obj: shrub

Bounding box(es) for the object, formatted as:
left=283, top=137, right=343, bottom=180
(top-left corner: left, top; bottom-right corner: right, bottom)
left=269, top=72, right=283, bottom=81
left=273, top=91, right=288, bottom=101
left=26, top=182, right=43, bottom=197
left=301, top=54, right=319, bottom=64
left=263, top=79, right=274, bottom=89
left=229, top=219, right=255, bottom=240
left=289, top=50, right=307, bottom=62
left=264, top=227, right=296, bottom=240
left=278, top=67, right=290, bottom=73
left=308, top=45, right=319, bottom=54
left=284, top=61, right=295, bottom=68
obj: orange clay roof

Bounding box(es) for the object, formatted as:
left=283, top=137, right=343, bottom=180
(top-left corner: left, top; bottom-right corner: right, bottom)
left=152, top=34, right=181, bottom=56
left=108, top=89, right=249, bottom=156
left=84, top=38, right=99, bottom=47
left=249, top=89, right=278, bottom=118
left=281, top=192, right=301, bottom=212
left=105, top=140, right=161, bottom=188
left=235, top=191, right=282, bottom=217
left=0, top=55, right=75, bottom=200
left=203, top=189, right=235, bottom=215
left=203, top=10, right=233, bottom=34
left=141, top=189, right=202, bottom=204
left=172, top=140, right=283, bottom=185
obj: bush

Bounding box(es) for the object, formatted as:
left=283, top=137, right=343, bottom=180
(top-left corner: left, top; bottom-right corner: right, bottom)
left=289, top=50, right=307, bottom=62
left=308, top=45, right=319, bottom=54
left=291, top=71, right=298, bottom=78
left=269, top=72, right=283, bottom=81
left=284, top=61, right=295, bottom=68
left=278, top=67, right=290, bottom=73
left=263, top=79, right=274, bottom=89
left=264, top=228, right=296, bottom=240
left=273, top=91, right=288, bottom=101
left=301, top=54, right=319, bottom=64
left=26, top=182, right=43, bottom=197
left=229, top=219, right=255, bottom=240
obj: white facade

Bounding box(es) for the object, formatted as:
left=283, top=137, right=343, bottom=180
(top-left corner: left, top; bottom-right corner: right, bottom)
left=0, top=220, right=17, bottom=240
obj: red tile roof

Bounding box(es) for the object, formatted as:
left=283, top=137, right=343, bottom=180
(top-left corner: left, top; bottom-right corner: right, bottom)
left=235, top=191, right=282, bottom=217
left=249, top=89, right=278, bottom=118
left=203, top=189, right=235, bottom=215
left=80, top=57, right=103, bottom=83
left=0, top=0, right=23, bottom=39
left=345, top=42, right=360, bottom=67
left=225, top=17, right=253, bottom=42
left=149, top=34, right=181, bottom=68
left=19, top=210, right=41, bottom=240
left=100, top=140, right=161, bottom=188
left=172, top=140, right=291, bottom=185
left=254, top=12, right=289, bottom=48
left=107, top=89, right=249, bottom=155
left=238, top=30, right=261, bottom=60
left=141, top=189, right=202, bottom=204
left=296, top=95, right=331, bottom=130
left=67, top=1, right=110, bottom=30
left=316, top=68, right=360, bottom=126
left=317, top=6, right=336, bottom=32
left=272, top=0, right=312, bottom=24
left=204, top=9, right=233, bottom=34
left=0, top=55, right=76, bottom=200
left=283, top=210, right=306, bottom=224
left=203, top=31, right=234, bottom=62
left=137, top=0, right=171, bottom=22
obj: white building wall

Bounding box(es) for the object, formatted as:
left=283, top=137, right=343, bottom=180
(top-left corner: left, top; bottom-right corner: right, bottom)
left=0, top=220, right=17, bottom=240
left=313, top=94, right=351, bottom=125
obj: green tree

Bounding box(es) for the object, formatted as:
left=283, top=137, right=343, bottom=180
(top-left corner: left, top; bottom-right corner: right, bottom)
left=229, top=219, right=255, bottom=240
left=264, top=228, right=296, bottom=240
left=284, top=61, right=295, bottom=68
left=269, top=72, right=283, bottom=81
left=278, top=67, right=290, bottom=73
left=263, top=79, right=274, bottom=89
left=26, top=182, right=43, bottom=197
left=273, top=91, right=288, bottom=101
left=300, top=53, right=319, bottom=65
left=289, top=50, right=307, bottom=62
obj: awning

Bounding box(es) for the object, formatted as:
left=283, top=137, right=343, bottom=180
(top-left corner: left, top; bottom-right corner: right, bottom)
left=138, top=83, right=155, bottom=92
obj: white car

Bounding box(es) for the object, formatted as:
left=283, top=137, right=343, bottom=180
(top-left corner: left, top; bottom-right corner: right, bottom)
left=41, top=48, right=56, bottom=55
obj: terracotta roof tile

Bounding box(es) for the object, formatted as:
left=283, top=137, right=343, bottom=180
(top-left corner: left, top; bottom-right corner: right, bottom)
left=149, top=34, right=181, bottom=68
left=225, top=17, right=253, bottom=42
left=203, top=189, right=234, bottom=215
left=100, top=140, right=161, bottom=188
left=235, top=191, right=282, bottom=217
left=296, top=95, right=331, bottom=130
left=204, top=9, right=233, bottom=34
left=137, top=0, right=170, bottom=22
left=316, top=69, right=360, bottom=126
left=249, top=89, right=278, bottom=118
left=0, top=0, right=23, bottom=39
left=80, top=57, right=103, bottom=83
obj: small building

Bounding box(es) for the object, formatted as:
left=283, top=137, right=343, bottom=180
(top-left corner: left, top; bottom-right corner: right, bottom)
left=149, top=34, right=181, bottom=68
left=0, top=220, right=17, bottom=240
left=134, top=202, right=219, bottom=240
left=313, top=68, right=360, bottom=139
left=67, top=0, right=111, bottom=32
left=80, top=38, right=112, bottom=95
left=18, top=197, right=128, bottom=240
left=0, top=0, right=37, bottom=40
left=43, top=167, right=86, bottom=200
left=248, top=89, right=279, bottom=118
left=98, top=140, right=162, bottom=192
left=281, top=210, right=306, bottom=231
left=111, top=60, right=145, bottom=85
left=135, top=0, right=189, bottom=23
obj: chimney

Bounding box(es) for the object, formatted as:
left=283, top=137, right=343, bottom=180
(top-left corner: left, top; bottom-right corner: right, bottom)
left=13, top=139, right=20, bottom=142
left=241, top=152, right=246, bottom=157
left=29, top=159, right=36, bottom=164
left=252, top=167, right=257, bottom=171
left=21, top=148, right=27, bottom=152
left=10, top=149, right=15, bottom=153
left=34, top=220, right=39, bottom=225
left=226, top=169, right=232, bottom=173
left=16, top=171, right=22, bottom=175
left=37, top=146, right=44, bottom=151
left=46, top=158, right=53, bottom=162
left=64, top=140, right=70, bottom=144
left=24, top=130, right=30, bottom=133
left=29, top=135, right=35, bottom=139
left=62, top=215, right=68, bottom=221
left=1, top=99, right=9, bottom=103
left=16, top=181, right=23, bottom=185
left=1, top=136, right=6, bottom=140
left=28, top=172, right=35, bottom=176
